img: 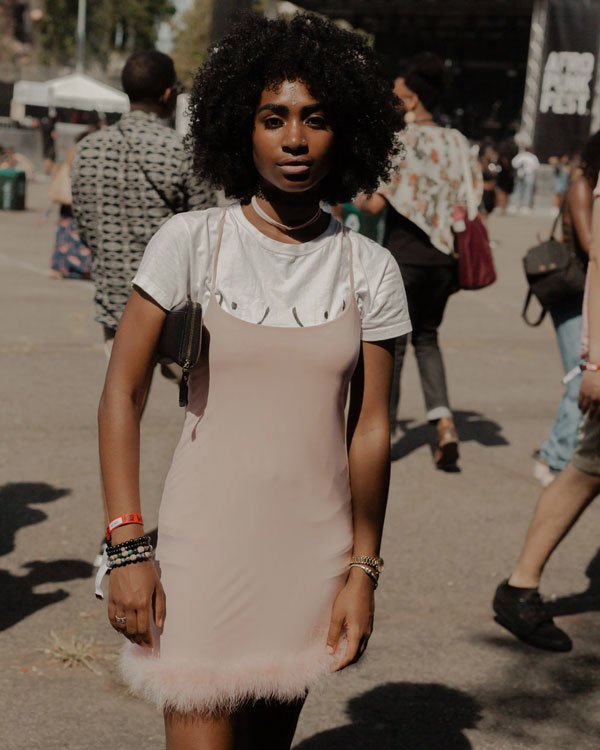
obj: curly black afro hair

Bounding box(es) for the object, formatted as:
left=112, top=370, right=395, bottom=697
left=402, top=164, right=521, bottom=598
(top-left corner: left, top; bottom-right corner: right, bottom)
left=187, top=12, right=403, bottom=204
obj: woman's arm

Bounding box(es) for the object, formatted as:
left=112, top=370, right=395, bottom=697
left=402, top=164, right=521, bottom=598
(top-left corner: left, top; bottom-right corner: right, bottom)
left=98, top=288, right=167, bottom=646
left=567, top=177, right=593, bottom=255
left=327, top=338, right=394, bottom=670
left=579, top=194, right=600, bottom=419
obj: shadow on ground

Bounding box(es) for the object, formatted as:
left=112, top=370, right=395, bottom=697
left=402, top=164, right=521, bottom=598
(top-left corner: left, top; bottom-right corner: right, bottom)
left=545, top=547, right=600, bottom=618
left=391, top=409, right=508, bottom=463
left=0, top=482, right=94, bottom=630
left=295, top=682, right=481, bottom=750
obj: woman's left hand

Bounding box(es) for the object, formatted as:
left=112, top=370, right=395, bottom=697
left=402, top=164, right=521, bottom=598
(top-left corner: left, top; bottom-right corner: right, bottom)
left=327, top=568, right=375, bottom=671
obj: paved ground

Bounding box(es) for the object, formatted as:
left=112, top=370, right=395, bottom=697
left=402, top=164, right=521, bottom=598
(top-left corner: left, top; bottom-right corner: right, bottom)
left=1, top=183, right=599, bottom=750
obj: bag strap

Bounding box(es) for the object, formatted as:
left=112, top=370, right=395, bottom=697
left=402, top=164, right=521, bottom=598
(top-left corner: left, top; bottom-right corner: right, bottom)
left=548, top=193, right=567, bottom=240
left=117, top=123, right=180, bottom=214
left=521, top=289, right=547, bottom=327
left=454, top=130, right=478, bottom=221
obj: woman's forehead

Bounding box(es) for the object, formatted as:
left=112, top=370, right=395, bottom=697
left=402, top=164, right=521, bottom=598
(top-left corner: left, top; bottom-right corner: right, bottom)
left=258, top=80, right=318, bottom=107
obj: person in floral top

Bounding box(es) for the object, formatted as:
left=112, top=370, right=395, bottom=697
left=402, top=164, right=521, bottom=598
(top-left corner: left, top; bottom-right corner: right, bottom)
left=358, top=52, right=481, bottom=469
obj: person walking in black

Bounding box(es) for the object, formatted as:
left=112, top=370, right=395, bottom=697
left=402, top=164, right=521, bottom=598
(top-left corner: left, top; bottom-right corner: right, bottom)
left=357, top=53, right=481, bottom=468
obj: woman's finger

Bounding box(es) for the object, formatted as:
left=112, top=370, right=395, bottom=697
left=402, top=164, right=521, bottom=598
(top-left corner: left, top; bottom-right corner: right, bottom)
left=136, top=605, right=152, bottom=647
left=326, top=616, right=344, bottom=657
left=153, top=582, right=166, bottom=632
left=125, top=609, right=138, bottom=638
left=334, top=629, right=361, bottom=671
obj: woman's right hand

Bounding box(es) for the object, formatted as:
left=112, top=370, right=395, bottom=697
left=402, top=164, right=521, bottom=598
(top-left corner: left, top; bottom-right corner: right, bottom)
left=108, top=561, right=165, bottom=648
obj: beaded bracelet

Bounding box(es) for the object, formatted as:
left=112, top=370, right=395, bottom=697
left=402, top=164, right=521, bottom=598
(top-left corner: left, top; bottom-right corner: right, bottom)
left=106, top=535, right=154, bottom=570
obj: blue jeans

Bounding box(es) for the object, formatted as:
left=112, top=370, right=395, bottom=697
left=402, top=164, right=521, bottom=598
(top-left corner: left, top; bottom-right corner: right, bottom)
left=514, top=173, right=536, bottom=209
left=538, top=297, right=583, bottom=471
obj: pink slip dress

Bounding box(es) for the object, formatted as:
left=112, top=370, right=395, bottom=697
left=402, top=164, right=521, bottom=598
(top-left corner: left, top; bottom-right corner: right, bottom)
left=121, top=210, right=361, bottom=715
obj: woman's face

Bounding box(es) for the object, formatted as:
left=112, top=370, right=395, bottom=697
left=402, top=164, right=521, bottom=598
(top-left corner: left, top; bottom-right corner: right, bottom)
left=393, top=77, right=417, bottom=112
left=252, top=80, right=335, bottom=195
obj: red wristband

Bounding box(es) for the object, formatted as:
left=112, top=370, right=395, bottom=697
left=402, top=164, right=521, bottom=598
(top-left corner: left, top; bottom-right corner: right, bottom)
left=581, top=362, right=600, bottom=372
left=106, top=513, right=144, bottom=541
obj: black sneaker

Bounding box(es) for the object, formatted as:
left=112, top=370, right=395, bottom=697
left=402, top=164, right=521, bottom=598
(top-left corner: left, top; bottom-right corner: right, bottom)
left=492, top=580, right=572, bottom=652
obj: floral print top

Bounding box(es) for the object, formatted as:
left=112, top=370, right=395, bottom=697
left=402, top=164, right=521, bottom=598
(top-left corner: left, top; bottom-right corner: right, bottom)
left=378, top=124, right=482, bottom=256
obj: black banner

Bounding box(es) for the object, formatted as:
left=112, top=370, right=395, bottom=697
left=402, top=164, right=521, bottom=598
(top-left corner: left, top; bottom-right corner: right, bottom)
left=534, top=0, right=600, bottom=160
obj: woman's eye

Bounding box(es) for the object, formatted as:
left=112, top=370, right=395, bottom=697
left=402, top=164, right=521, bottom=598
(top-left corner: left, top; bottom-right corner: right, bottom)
left=264, top=117, right=283, bottom=129
left=307, top=116, right=327, bottom=129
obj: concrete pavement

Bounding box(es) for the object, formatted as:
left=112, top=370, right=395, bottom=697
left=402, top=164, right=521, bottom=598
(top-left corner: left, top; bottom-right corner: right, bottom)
left=1, top=183, right=599, bottom=749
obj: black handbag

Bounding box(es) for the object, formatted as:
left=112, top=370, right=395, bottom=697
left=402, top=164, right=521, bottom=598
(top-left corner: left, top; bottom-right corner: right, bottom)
left=157, top=299, right=203, bottom=406
left=522, top=206, right=587, bottom=327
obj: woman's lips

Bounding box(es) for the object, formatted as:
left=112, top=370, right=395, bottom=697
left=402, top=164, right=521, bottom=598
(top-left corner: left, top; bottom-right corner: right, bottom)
left=278, top=162, right=312, bottom=175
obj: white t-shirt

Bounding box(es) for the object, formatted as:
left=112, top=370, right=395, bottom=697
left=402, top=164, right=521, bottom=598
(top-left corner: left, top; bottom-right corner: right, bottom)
left=133, top=204, right=411, bottom=341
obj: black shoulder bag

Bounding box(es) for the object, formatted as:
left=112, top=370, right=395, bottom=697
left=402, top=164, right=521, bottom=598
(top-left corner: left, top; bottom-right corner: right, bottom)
left=522, top=203, right=587, bottom=326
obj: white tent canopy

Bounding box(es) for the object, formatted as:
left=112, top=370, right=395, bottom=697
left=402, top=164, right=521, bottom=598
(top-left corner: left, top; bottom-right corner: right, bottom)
left=12, top=73, right=130, bottom=114
left=12, top=80, right=49, bottom=108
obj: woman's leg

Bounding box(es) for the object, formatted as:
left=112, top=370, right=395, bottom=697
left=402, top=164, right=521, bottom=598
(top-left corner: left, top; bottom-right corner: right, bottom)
left=164, top=697, right=305, bottom=750
left=509, top=465, right=600, bottom=589
left=164, top=711, right=236, bottom=750
left=410, top=265, right=455, bottom=422
left=244, top=697, right=306, bottom=750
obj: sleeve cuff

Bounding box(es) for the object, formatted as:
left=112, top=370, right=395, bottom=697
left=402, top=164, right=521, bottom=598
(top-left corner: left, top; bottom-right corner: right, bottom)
left=361, top=321, right=412, bottom=342
left=131, top=275, right=172, bottom=312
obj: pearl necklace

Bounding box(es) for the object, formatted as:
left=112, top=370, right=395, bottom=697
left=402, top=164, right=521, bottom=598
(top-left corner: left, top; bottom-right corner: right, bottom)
left=250, top=196, right=322, bottom=232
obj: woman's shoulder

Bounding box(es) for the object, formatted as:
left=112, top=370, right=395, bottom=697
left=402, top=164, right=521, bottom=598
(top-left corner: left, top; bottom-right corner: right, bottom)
left=346, top=227, right=398, bottom=276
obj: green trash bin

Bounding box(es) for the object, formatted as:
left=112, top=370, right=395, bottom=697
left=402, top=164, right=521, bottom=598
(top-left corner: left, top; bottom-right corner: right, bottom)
left=341, top=203, right=386, bottom=243
left=0, top=168, right=26, bottom=211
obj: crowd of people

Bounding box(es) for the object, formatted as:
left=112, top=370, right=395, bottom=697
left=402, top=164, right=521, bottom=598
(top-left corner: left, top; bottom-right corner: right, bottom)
left=25, top=11, right=599, bottom=749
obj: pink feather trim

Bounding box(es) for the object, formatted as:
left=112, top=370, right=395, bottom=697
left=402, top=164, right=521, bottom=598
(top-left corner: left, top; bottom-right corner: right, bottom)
left=119, top=642, right=341, bottom=715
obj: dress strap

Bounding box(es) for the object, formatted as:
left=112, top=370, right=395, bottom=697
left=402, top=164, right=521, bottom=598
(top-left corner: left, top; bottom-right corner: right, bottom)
left=211, top=208, right=228, bottom=295
left=343, top=227, right=355, bottom=295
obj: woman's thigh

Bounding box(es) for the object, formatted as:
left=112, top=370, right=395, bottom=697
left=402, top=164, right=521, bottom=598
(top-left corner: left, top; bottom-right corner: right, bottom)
left=243, top=697, right=306, bottom=750
left=164, top=698, right=305, bottom=750
left=165, top=710, right=236, bottom=750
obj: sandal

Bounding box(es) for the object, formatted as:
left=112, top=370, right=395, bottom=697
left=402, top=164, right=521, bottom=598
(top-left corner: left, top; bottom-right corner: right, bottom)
left=434, top=420, right=459, bottom=468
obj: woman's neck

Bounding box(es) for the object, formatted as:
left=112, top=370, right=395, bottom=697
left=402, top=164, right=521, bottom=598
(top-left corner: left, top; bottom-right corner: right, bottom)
left=411, top=104, right=435, bottom=125
left=243, top=192, right=329, bottom=244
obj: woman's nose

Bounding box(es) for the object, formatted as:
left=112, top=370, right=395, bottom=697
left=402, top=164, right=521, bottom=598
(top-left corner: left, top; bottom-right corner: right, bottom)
left=282, top=122, right=308, bottom=152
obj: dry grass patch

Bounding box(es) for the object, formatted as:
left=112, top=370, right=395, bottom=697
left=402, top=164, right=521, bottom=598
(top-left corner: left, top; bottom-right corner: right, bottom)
left=40, top=631, right=103, bottom=674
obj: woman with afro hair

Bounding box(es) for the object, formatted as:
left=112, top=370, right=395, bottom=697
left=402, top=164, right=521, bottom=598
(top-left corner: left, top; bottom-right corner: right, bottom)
left=98, top=11, right=411, bottom=749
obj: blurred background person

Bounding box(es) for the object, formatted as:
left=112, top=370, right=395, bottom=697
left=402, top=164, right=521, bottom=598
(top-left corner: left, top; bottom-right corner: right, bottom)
left=49, top=131, right=93, bottom=280
left=71, top=50, right=214, bottom=358
left=357, top=52, right=482, bottom=470
left=512, top=141, right=539, bottom=213
left=533, top=131, right=600, bottom=487
left=494, top=137, right=517, bottom=216
left=479, top=140, right=499, bottom=219
left=39, top=113, right=57, bottom=175
left=549, top=153, right=572, bottom=210
left=493, top=165, right=600, bottom=653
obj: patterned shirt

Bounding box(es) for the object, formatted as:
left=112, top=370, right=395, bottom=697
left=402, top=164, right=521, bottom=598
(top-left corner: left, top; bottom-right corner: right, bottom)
left=378, top=124, right=482, bottom=256
left=71, top=110, right=214, bottom=328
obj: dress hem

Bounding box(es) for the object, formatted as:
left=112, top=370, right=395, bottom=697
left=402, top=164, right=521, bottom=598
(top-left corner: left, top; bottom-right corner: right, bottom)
left=119, top=641, right=338, bottom=715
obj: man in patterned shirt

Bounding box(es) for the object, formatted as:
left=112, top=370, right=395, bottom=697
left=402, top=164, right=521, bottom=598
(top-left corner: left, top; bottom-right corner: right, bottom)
left=72, top=50, right=214, bottom=350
